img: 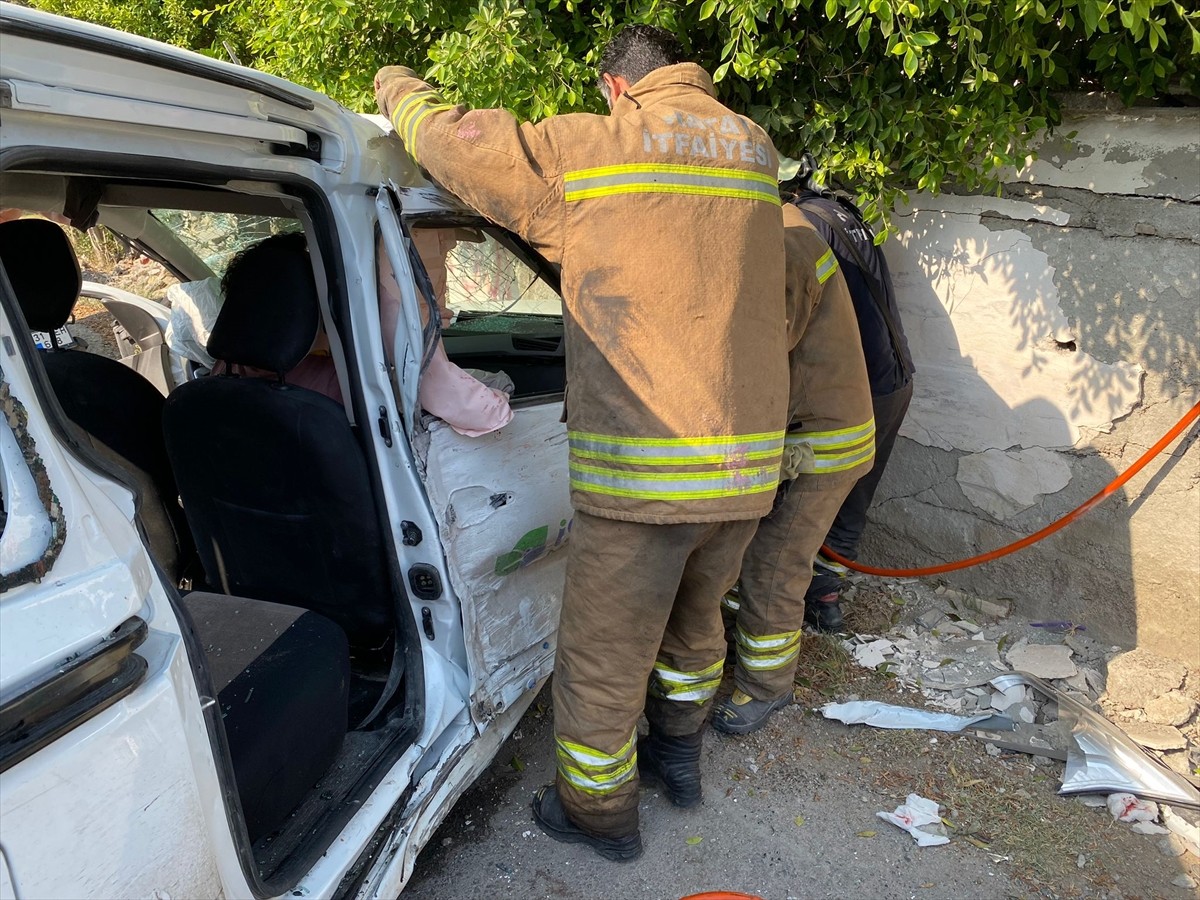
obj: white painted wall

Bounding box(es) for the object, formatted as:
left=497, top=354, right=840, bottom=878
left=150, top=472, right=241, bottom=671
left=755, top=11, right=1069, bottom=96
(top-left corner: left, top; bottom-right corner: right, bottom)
left=863, top=102, right=1200, bottom=665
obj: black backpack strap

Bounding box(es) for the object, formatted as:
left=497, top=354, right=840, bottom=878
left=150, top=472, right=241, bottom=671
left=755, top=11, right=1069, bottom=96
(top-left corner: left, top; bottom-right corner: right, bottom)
left=796, top=199, right=913, bottom=379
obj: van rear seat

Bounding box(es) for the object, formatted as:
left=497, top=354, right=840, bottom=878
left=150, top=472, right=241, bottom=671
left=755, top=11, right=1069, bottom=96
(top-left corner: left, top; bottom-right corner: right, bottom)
left=184, top=593, right=349, bottom=843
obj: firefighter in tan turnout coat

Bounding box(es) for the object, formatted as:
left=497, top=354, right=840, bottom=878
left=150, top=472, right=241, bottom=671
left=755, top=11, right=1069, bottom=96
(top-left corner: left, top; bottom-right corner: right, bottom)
left=375, top=26, right=789, bottom=859
left=712, top=200, right=876, bottom=735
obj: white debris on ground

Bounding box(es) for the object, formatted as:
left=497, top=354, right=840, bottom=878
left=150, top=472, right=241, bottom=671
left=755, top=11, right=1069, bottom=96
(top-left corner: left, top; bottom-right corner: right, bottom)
left=836, top=577, right=1200, bottom=858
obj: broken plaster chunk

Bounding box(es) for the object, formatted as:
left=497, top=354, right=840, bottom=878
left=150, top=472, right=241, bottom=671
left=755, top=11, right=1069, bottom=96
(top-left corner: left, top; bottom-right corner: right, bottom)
left=917, top=609, right=946, bottom=631
left=854, top=639, right=895, bottom=669
left=1122, top=722, right=1188, bottom=751
left=1105, top=648, right=1187, bottom=710
left=1144, top=691, right=1198, bottom=727
left=1161, top=806, right=1200, bottom=855
left=1131, top=821, right=1170, bottom=836
left=955, top=447, right=1072, bottom=521
left=1006, top=641, right=1078, bottom=680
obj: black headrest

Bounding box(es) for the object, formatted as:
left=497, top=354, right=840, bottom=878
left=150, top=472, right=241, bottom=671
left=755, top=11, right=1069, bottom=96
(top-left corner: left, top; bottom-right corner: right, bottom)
left=207, top=232, right=320, bottom=375
left=0, top=218, right=82, bottom=331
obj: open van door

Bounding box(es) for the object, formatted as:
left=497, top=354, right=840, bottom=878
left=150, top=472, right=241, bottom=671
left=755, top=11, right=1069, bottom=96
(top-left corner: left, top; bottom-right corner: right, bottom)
left=0, top=287, right=226, bottom=900
left=376, top=191, right=571, bottom=726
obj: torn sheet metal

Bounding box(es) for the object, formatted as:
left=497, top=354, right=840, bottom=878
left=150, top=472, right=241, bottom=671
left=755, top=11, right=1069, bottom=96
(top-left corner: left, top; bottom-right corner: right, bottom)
left=991, top=672, right=1200, bottom=809
left=418, top=403, right=571, bottom=723
left=821, top=700, right=1013, bottom=733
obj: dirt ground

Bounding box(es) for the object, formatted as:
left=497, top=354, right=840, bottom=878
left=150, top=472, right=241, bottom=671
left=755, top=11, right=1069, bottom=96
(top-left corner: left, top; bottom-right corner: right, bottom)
left=403, top=583, right=1200, bottom=900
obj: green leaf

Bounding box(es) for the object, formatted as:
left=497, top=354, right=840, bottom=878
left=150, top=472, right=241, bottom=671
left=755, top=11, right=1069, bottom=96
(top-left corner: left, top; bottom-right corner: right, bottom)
left=686, top=835, right=704, bottom=845
left=909, top=30, right=939, bottom=46
left=903, top=47, right=918, bottom=76
left=825, top=0, right=839, bottom=19
left=795, top=815, right=806, bottom=826
left=699, top=0, right=719, bottom=20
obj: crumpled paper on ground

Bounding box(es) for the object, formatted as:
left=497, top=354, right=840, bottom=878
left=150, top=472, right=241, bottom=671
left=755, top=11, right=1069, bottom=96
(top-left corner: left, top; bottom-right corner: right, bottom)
left=877, top=793, right=950, bottom=846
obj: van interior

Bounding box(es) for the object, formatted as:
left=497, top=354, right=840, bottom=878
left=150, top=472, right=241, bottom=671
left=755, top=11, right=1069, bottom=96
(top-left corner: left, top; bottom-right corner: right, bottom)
left=0, top=168, right=566, bottom=891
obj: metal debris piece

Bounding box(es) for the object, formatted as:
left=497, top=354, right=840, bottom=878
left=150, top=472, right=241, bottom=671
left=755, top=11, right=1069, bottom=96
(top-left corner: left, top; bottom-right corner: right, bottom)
left=990, top=672, right=1200, bottom=809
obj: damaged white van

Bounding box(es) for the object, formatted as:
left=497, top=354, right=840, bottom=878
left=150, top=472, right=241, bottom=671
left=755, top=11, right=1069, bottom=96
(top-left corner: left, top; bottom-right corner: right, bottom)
left=0, top=4, right=571, bottom=897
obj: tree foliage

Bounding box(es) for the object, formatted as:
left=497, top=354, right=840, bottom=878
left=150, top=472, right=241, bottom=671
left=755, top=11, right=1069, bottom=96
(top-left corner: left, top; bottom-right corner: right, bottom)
left=28, top=0, right=1199, bottom=230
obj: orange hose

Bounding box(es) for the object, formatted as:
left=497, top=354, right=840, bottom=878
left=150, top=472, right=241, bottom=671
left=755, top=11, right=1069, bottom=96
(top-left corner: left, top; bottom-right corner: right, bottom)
left=821, top=399, right=1200, bottom=578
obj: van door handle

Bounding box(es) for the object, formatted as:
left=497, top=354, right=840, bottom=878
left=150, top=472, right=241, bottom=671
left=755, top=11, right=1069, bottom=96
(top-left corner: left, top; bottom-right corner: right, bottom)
left=0, top=616, right=149, bottom=773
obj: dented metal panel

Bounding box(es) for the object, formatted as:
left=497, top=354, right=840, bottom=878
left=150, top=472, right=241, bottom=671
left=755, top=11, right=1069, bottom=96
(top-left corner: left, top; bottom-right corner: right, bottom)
left=417, top=404, right=571, bottom=721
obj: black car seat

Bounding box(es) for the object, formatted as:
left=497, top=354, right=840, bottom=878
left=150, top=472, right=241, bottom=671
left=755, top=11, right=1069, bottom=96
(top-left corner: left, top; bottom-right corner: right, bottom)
left=184, top=592, right=349, bottom=844
left=0, top=218, right=193, bottom=576
left=161, top=236, right=394, bottom=648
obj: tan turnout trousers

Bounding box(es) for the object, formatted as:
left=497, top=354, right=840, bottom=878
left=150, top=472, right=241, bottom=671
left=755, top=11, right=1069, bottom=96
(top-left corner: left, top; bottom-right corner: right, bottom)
left=728, top=483, right=854, bottom=700
left=552, top=511, right=758, bottom=836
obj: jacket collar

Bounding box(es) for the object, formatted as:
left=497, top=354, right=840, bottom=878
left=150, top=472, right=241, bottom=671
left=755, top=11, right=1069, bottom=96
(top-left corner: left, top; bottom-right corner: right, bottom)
left=614, top=63, right=716, bottom=115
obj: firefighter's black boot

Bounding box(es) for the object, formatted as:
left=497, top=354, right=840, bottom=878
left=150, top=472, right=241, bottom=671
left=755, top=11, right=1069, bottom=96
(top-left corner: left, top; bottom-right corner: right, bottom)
left=639, top=727, right=704, bottom=808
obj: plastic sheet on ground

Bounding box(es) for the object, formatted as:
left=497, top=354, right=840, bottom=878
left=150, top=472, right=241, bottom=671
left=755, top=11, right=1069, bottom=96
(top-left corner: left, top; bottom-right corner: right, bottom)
left=821, top=700, right=1013, bottom=733
left=877, top=793, right=950, bottom=846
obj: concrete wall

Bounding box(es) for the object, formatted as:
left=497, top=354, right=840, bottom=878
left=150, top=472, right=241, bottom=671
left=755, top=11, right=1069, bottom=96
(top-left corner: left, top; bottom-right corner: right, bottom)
left=866, top=101, right=1200, bottom=666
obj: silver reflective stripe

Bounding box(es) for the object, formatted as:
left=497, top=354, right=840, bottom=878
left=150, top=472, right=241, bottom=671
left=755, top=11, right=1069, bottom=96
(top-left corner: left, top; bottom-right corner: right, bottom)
left=736, top=626, right=802, bottom=671
left=812, top=443, right=876, bottom=471
left=816, top=248, right=839, bottom=284
left=738, top=643, right=802, bottom=671
left=722, top=592, right=741, bottom=612
left=569, top=461, right=779, bottom=500
left=564, top=164, right=781, bottom=205
left=786, top=420, right=875, bottom=449
left=555, top=731, right=638, bottom=795
left=649, top=659, right=724, bottom=702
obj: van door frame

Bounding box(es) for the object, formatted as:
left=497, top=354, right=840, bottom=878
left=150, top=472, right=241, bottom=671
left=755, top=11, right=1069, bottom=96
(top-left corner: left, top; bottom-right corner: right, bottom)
left=0, top=145, right=427, bottom=898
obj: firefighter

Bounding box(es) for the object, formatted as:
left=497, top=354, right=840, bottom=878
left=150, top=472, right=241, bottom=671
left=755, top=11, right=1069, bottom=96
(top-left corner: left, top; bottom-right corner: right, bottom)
left=785, top=155, right=916, bottom=632
left=711, top=200, right=875, bottom=735
left=375, top=25, right=789, bottom=860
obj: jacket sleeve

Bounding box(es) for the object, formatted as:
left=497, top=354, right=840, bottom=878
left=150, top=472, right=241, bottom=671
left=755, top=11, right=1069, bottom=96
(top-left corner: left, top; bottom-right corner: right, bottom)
left=375, top=67, right=563, bottom=260
left=782, top=219, right=822, bottom=353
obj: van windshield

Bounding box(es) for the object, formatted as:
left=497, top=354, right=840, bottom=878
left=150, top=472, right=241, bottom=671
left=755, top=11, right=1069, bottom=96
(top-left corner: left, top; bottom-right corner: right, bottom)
left=150, top=209, right=301, bottom=277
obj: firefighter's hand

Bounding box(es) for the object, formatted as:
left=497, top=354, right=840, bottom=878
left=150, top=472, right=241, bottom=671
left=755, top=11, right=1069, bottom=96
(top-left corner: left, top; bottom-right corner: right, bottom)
left=374, top=66, right=425, bottom=120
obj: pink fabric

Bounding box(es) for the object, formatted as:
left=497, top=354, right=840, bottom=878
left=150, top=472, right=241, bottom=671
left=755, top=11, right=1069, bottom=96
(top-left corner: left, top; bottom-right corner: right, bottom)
left=418, top=341, right=513, bottom=437
left=211, top=356, right=343, bottom=405
left=378, top=232, right=512, bottom=437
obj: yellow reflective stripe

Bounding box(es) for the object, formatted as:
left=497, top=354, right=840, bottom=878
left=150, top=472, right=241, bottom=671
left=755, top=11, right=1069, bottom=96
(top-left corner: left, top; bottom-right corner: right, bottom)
left=391, top=90, right=440, bottom=135
left=649, top=658, right=725, bottom=702
left=555, top=731, right=638, bottom=795
left=570, top=479, right=779, bottom=501
left=570, top=447, right=783, bottom=466
left=566, top=183, right=782, bottom=204
left=390, top=90, right=452, bottom=162
left=721, top=591, right=741, bottom=612
left=816, top=248, right=839, bottom=284
left=815, top=552, right=849, bottom=575
left=406, top=103, right=455, bottom=155
left=737, top=626, right=802, bottom=650
left=556, top=730, right=636, bottom=768
left=570, top=429, right=786, bottom=451
left=565, top=162, right=778, bottom=187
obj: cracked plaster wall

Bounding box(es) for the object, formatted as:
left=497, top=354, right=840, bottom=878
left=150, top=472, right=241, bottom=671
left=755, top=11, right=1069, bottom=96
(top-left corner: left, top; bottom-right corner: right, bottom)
left=865, top=104, right=1200, bottom=666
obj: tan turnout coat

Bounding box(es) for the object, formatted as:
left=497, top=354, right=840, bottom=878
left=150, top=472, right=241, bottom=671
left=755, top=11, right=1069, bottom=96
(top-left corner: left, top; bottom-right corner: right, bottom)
left=781, top=202, right=875, bottom=487
left=375, top=63, right=790, bottom=524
